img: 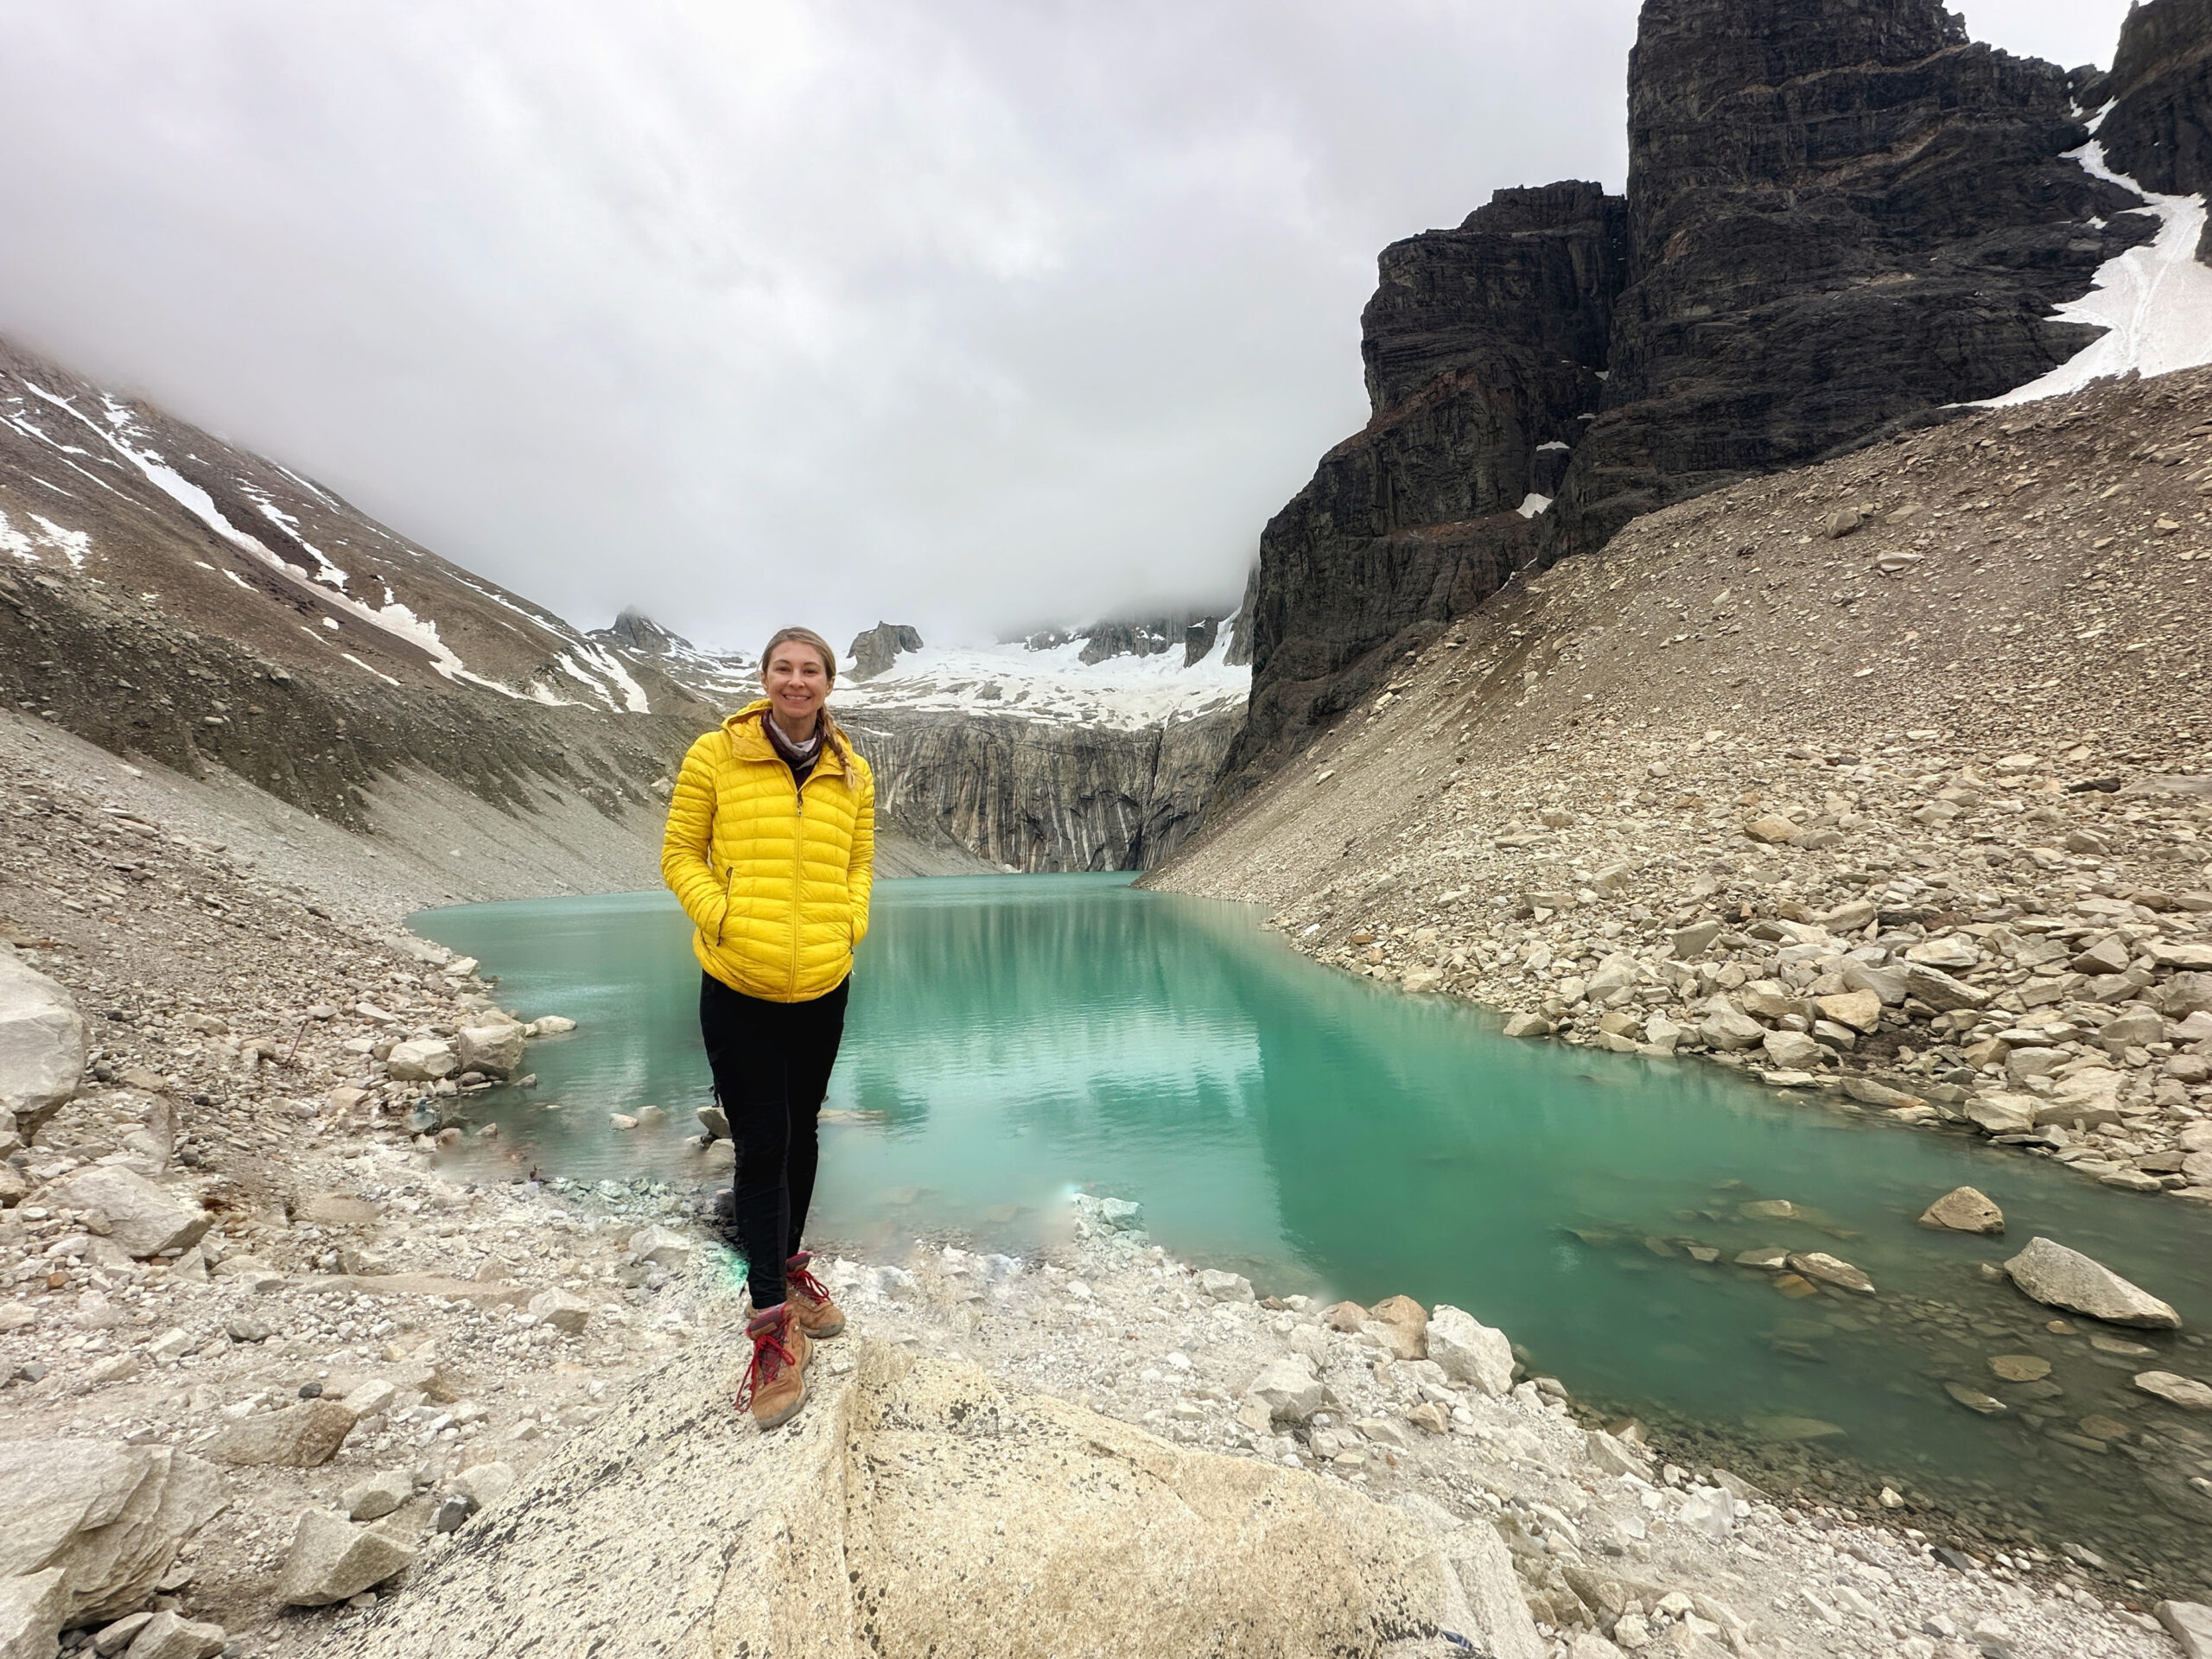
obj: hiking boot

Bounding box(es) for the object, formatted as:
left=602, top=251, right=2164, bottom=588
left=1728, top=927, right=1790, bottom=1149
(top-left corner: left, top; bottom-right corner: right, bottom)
left=736, top=1304, right=810, bottom=1430
left=785, top=1252, right=846, bottom=1339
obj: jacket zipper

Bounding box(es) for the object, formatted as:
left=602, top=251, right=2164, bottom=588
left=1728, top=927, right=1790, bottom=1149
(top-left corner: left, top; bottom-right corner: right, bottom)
left=791, top=769, right=805, bottom=992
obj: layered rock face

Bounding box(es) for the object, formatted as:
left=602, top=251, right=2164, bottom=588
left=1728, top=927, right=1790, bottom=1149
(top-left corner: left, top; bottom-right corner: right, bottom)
left=1550, top=0, right=2155, bottom=559
left=2094, top=0, right=2212, bottom=258
left=850, top=702, right=1241, bottom=871
left=1216, top=183, right=1626, bottom=801
left=1217, top=0, right=2178, bottom=803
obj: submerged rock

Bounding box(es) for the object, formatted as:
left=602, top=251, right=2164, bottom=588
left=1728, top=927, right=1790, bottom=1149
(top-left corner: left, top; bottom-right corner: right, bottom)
left=1786, top=1253, right=1873, bottom=1295
left=1919, top=1186, right=2004, bottom=1235
left=1945, top=1383, right=2008, bottom=1415
left=2003, top=1237, right=2181, bottom=1330
left=2135, top=1371, right=2212, bottom=1411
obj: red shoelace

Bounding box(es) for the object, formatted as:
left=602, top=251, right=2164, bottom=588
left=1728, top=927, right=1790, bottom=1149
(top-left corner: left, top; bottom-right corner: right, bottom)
left=735, top=1316, right=796, bottom=1411
left=785, top=1256, right=833, bottom=1308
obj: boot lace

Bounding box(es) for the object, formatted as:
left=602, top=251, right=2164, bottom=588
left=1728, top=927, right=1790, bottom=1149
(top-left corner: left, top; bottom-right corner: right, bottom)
left=735, top=1318, right=796, bottom=1411
left=785, top=1256, right=833, bottom=1308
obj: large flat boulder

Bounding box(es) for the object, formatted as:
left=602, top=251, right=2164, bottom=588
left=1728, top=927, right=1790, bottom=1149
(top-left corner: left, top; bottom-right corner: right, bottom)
left=0, top=950, right=86, bottom=1143
left=2004, top=1236, right=2181, bottom=1330
left=207, top=1401, right=359, bottom=1468
left=0, top=1442, right=222, bottom=1628
left=42, top=1169, right=209, bottom=1260
left=329, top=1339, right=1511, bottom=1659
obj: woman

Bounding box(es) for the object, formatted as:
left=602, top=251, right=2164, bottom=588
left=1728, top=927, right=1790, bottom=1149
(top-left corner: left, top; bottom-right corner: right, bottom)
left=661, top=626, right=875, bottom=1429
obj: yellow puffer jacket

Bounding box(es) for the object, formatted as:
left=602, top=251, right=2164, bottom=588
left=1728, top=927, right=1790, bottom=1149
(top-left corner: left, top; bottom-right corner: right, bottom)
left=660, top=702, right=876, bottom=1002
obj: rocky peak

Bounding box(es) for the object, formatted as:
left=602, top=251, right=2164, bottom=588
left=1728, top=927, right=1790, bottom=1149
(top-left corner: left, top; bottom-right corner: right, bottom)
left=588, top=609, right=690, bottom=656
left=1020, top=609, right=1238, bottom=669
left=847, top=621, right=924, bottom=681
left=1360, top=181, right=1625, bottom=414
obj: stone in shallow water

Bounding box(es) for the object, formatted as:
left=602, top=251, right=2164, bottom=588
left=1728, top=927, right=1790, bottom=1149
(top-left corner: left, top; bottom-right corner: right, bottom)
left=2002, top=1236, right=2180, bottom=1329
left=1945, top=1383, right=2007, bottom=1415
left=2090, top=1334, right=2156, bottom=1357
left=1773, top=1274, right=1818, bottom=1300
left=1918, top=1186, right=2004, bottom=1235
left=2078, top=1415, right=2131, bottom=1441
left=1987, top=1355, right=2051, bottom=1382
left=1734, top=1247, right=1789, bottom=1270
left=2135, top=1371, right=2212, bottom=1411
left=1745, top=1414, right=1845, bottom=1442
left=1787, top=1253, right=1873, bottom=1295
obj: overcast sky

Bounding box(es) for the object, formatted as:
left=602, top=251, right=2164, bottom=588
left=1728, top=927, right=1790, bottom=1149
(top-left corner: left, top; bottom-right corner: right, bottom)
left=0, top=1, right=2133, bottom=653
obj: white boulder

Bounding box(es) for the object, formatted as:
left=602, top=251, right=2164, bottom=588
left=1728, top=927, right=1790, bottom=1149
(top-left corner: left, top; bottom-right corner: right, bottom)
left=385, top=1039, right=458, bottom=1082
left=0, top=950, right=86, bottom=1141
left=0, top=1442, right=222, bottom=1625
left=1245, top=1356, right=1324, bottom=1424
left=1425, top=1306, right=1515, bottom=1397
left=454, top=1021, right=526, bottom=1079
left=274, top=1509, right=415, bottom=1607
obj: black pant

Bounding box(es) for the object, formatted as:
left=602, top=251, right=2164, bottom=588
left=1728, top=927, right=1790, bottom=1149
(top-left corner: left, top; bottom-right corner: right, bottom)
left=698, top=971, right=849, bottom=1308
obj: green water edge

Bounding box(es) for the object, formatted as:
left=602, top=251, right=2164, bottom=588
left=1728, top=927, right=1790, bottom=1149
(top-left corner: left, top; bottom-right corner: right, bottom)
left=410, top=874, right=2212, bottom=1593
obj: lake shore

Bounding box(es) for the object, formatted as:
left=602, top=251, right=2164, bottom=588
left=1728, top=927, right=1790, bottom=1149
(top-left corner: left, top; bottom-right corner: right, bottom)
left=3, top=717, right=2204, bottom=1656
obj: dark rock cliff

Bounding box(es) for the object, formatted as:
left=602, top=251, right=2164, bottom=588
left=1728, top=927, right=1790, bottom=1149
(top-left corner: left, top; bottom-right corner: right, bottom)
left=1213, top=183, right=1626, bottom=801
left=846, top=702, right=1243, bottom=872
left=2093, top=0, right=2212, bottom=259
left=1214, top=0, right=2185, bottom=805
left=1549, top=0, right=2155, bottom=560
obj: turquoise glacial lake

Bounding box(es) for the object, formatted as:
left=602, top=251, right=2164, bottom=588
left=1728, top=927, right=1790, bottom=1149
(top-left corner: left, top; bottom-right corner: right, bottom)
left=415, top=874, right=2212, bottom=1586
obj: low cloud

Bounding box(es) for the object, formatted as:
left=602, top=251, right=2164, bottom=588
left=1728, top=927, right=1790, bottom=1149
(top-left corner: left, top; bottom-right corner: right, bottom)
left=0, top=0, right=2130, bottom=650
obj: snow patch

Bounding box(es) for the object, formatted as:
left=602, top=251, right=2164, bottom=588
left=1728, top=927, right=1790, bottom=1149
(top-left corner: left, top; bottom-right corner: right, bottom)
left=1535, top=441, right=1571, bottom=453
left=836, top=621, right=1249, bottom=733
left=0, top=508, right=90, bottom=568
left=30, top=516, right=89, bottom=568
left=1984, top=143, right=2212, bottom=407
left=340, top=652, right=402, bottom=687
left=243, top=486, right=350, bottom=591
left=1516, top=493, right=1554, bottom=519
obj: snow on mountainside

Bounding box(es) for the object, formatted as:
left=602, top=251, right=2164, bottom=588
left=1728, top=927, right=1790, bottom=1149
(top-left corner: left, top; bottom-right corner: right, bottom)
left=0, top=336, right=662, bottom=716
left=1986, top=137, right=2212, bottom=407
left=834, top=631, right=1248, bottom=734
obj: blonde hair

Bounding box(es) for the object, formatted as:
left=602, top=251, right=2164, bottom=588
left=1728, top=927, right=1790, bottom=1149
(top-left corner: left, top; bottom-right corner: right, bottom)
left=755, top=626, right=849, bottom=763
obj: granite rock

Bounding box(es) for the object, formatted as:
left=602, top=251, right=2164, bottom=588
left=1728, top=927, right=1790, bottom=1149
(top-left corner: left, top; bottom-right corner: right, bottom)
left=2003, top=1236, right=2181, bottom=1329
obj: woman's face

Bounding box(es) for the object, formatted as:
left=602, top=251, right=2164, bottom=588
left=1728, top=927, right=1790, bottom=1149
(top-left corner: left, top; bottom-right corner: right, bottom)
left=762, top=640, right=830, bottom=728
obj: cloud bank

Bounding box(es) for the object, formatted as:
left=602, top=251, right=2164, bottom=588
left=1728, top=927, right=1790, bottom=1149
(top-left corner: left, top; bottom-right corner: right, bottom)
left=0, top=0, right=2133, bottom=650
